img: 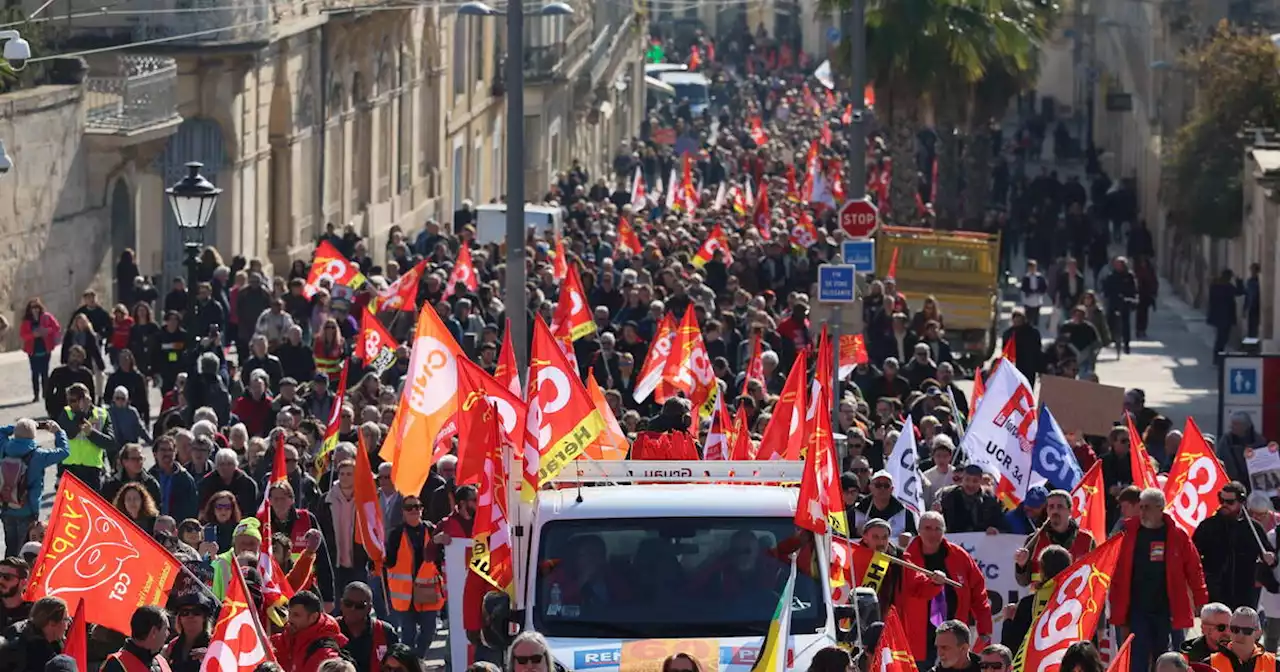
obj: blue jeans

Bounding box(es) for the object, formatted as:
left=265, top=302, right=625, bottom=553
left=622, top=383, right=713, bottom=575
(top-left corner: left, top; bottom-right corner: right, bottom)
left=28, top=352, right=49, bottom=399
left=396, top=609, right=439, bottom=657
left=1127, top=610, right=1184, bottom=672
left=369, top=574, right=389, bottom=620
left=2, top=514, right=32, bottom=557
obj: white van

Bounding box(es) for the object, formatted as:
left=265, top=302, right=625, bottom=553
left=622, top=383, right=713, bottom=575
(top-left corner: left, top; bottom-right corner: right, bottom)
left=473, top=203, right=562, bottom=245
left=657, top=71, right=712, bottom=116
left=445, top=461, right=846, bottom=672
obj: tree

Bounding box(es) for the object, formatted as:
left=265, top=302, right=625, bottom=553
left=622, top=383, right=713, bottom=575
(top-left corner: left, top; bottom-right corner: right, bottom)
left=1164, top=23, right=1280, bottom=239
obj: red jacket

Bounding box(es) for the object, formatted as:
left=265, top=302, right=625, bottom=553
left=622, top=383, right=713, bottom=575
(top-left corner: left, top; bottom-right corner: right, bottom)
left=270, top=612, right=348, bottom=672
left=901, top=538, right=994, bottom=661
left=1110, top=513, right=1208, bottom=629
left=19, top=313, right=60, bottom=355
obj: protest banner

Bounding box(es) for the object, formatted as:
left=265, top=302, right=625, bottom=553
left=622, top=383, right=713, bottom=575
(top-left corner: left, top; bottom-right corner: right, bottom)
left=1246, top=443, right=1280, bottom=498
left=1038, top=377, right=1125, bottom=437
left=949, top=532, right=1028, bottom=643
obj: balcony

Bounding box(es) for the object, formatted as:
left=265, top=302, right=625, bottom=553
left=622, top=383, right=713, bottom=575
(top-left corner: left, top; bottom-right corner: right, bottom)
left=84, top=55, right=182, bottom=144
left=522, top=19, right=592, bottom=83
left=133, top=0, right=272, bottom=48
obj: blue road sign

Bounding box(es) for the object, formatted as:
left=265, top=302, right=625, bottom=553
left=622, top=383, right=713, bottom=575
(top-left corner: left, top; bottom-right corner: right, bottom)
left=817, top=264, right=857, bottom=303
left=1230, top=367, right=1259, bottom=396
left=841, top=240, right=876, bottom=275
left=827, top=26, right=841, bottom=44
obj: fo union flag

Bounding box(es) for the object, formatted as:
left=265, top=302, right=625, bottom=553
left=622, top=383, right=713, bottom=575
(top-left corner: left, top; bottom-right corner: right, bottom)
left=960, top=362, right=1037, bottom=506
left=25, top=474, right=182, bottom=634
left=1014, top=534, right=1124, bottom=672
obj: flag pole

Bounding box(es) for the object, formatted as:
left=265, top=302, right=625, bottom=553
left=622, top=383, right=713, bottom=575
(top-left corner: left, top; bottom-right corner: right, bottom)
left=881, top=552, right=963, bottom=588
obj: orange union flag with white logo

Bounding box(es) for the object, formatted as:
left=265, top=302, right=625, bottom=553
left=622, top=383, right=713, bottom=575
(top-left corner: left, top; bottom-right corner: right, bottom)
left=1014, top=534, right=1123, bottom=672
left=382, top=305, right=464, bottom=495
left=25, top=474, right=182, bottom=634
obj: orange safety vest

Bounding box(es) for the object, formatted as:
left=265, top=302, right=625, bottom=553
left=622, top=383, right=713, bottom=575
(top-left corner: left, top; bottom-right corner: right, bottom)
left=1210, top=650, right=1278, bottom=672
left=106, top=647, right=173, bottom=672
left=386, top=530, right=445, bottom=613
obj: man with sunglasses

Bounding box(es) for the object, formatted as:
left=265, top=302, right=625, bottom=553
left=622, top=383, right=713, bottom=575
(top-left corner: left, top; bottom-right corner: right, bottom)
left=1207, top=607, right=1276, bottom=672
left=337, top=581, right=398, bottom=672
left=1182, top=603, right=1234, bottom=663
left=384, top=494, right=441, bottom=656
left=978, top=644, right=1013, bottom=672
left=1194, top=481, right=1278, bottom=610
left=852, top=470, right=917, bottom=538
left=0, top=556, right=30, bottom=631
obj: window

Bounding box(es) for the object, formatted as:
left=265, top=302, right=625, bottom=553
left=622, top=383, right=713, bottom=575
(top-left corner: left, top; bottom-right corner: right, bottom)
left=473, top=136, right=483, bottom=202
left=523, top=115, right=541, bottom=170
left=452, top=15, right=467, bottom=97
left=492, top=114, right=503, bottom=199
left=532, top=517, right=825, bottom=639
left=472, top=17, right=485, bottom=84
left=452, top=136, right=465, bottom=212
left=398, top=50, right=412, bottom=193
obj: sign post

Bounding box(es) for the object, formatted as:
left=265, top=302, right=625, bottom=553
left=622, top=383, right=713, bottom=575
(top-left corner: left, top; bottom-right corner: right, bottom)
left=819, top=264, right=858, bottom=427
left=839, top=199, right=879, bottom=240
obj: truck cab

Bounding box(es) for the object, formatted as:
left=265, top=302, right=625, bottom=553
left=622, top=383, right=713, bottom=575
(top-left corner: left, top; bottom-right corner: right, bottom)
left=445, top=461, right=841, bottom=671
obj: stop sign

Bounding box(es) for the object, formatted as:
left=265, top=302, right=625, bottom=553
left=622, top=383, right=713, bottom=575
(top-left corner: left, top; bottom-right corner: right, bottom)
left=840, top=199, right=879, bottom=239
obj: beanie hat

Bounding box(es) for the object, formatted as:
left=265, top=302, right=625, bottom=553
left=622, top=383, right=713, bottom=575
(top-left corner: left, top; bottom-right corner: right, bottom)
left=46, top=655, right=78, bottom=672
left=233, top=517, right=262, bottom=542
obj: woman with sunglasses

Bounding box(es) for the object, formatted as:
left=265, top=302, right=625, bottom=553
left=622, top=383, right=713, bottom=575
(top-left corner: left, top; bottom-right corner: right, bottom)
left=163, top=597, right=212, bottom=672
left=506, top=631, right=553, bottom=672
left=380, top=643, right=424, bottom=672
left=199, top=490, right=243, bottom=553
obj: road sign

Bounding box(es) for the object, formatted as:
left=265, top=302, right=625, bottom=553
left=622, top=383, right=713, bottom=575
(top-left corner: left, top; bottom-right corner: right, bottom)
left=827, top=26, right=841, bottom=44
left=1231, top=368, right=1259, bottom=396
left=817, top=264, right=858, bottom=303
left=1219, top=354, right=1280, bottom=439
left=841, top=240, right=876, bottom=274
left=839, top=199, right=878, bottom=240
left=1225, top=357, right=1264, bottom=405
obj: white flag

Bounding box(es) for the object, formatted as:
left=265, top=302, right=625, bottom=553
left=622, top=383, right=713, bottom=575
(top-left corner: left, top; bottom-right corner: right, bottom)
left=960, top=362, right=1038, bottom=505
left=887, top=415, right=925, bottom=515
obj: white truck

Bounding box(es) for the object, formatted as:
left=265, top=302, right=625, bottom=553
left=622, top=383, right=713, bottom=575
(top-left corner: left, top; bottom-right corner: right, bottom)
left=444, top=460, right=850, bottom=671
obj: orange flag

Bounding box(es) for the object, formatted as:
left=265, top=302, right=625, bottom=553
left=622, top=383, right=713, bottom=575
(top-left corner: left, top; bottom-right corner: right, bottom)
left=354, top=432, right=386, bottom=572
left=495, top=321, right=521, bottom=397
left=1071, top=461, right=1108, bottom=544
left=382, top=305, right=465, bottom=495
left=1164, top=417, right=1229, bottom=533
left=586, top=371, right=629, bottom=460
left=795, top=341, right=847, bottom=537
left=523, top=316, right=607, bottom=501
left=1106, top=634, right=1135, bottom=672
left=730, top=405, right=754, bottom=460
left=201, top=552, right=276, bottom=672
left=443, top=244, right=480, bottom=298
left=1023, top=535, right=1124, bottom=672
left=837, top=333, right=869, bottom=380
left=374, top=259, right=425, bottom=312
left=970, top=364, right=989, bottom=417
left=1126, top=413, right=1159, bottom=490
left=616, top=216, right=642, bottom=257
left=550, top=264, right=596, bottom=342
left=551, top=236, right=568, bottom=280
left=24, top=474, right=182, bottom=634
left=757, top=350, right=807, bottom=461
left=356, top=306, right=399, bottom=373
left=304, top=240, right=368, bottom=299
left=1002, top=331, right=1017, bottom=365
left=874, top=608, right=920, bottom=672
left=634, top=313, right=675, bottom=403
left=63, top=599, right=87, bottom=672
left=742, top=334, right=765, bottom=396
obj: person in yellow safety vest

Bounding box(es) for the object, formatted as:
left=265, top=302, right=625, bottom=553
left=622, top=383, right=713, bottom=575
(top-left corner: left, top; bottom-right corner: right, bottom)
left=101, top=605, right=172, bottom=672
left=1210, top=607, right=1277, bottom=672
left=383, top=494, right=442, bottom=655
left=212, top=517, right=265, bottom=601
left=54, top=382, right=114, bottom=490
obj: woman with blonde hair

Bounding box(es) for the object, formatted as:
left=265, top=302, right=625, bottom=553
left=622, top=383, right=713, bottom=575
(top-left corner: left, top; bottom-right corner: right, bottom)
left=62, top=312, right=106, bottom=396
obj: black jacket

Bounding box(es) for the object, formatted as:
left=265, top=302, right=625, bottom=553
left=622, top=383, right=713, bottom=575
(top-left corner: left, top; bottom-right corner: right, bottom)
left=197, top=469, right=260, bottom=519
left=928, top=651, right=981, bottom=672
left=939, top=487, right=1008, bottom=533
left=0, top=619, right=62, bottom=672
left=1193, top=511, right=1278, bottom=609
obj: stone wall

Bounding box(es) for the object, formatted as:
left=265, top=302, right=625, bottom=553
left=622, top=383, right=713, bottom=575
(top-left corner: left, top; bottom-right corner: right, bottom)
left=0, top=85, right=113, bottom=347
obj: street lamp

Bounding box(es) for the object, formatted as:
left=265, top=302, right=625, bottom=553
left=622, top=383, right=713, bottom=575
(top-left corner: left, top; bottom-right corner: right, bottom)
left=166, top=161, right=222, bottom=291
left=457, top=0, right=574, bottom=385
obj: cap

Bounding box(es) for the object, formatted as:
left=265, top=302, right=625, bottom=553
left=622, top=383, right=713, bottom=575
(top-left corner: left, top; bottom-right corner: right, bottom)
left=962, top=463, right=985, bottom=476
left=870, top=469, right=893, bottom=483
left=279, top=377, right=298, bottom=387
left=1024, top=485, right=1049, bottom=508
left=20, top=541, right=40, bottom=557
left=45, top=654, right=78, bottom=672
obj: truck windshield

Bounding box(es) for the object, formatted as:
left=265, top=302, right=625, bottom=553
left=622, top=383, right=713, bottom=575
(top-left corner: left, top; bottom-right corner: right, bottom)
left=533, top=517, right=826, bottom=639
left=669, top=83, right=709, bottom=107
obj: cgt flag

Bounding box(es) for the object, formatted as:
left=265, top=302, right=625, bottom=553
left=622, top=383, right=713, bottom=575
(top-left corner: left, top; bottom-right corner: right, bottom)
left=25, top=474, right=182, bottom=634
left=1014, top=534, right=1124, bottom=672
left=1070, top=462, right=1108, bottom=545
left=874, top=608, right=920, bottom=672
left=304, top=240, right=367, bottom=299
left=1163, top=417, right=1229, bottom=534
left=201, top=553, right=276, bottom=672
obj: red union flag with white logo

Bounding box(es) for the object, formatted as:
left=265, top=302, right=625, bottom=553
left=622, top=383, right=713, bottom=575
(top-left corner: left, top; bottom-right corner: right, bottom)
left=375, top=259, right=425, bottom=312
left=304, top=240, right=367, bottom=299
left=1014, top=534, right=1123, bottom=672
left=960, top=361, right=1037, bottom=506
left=634, top=313, right=675, bottom=404
left=1163, top=417, right=1228, bottom=533
left=356, top=306, right=399, bottom=375
left=201, top=557, right=275, bottom=672
left=24, top=474, right=182, bottom=634
left=443, top=245, right=480, bottom=299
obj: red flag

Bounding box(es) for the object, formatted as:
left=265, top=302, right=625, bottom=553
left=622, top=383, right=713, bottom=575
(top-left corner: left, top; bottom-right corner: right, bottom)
left=873, top=608, right=920, bottom=672
left=443, top=244, right=480, bottom=298
left=749, top=117, right=768, bottom=146
left=837, top=334, right=869, bottom=379
left=616, top=217, right=642, bottom=257
left=356, top=306, right=399, bottom=373
left=456, top=357, right=506, bottom=485
left=703, top=391, right=731, bottom=460
left=202, top=553, right=276, bottom=672
left=795, top=332, right=847, bottom=537
left=1126, top=413, right=1158, bottom=490
left=550, top=264, right=596, bottom=342
left=634, top=313, right=675, bottom=404
left=1002, top=331, right=1017, bottom=365
left=255, top=432, right=287, bottom=538
left=753, top=187, right=772, bottom=240
left=729, top=405, right=754, bottom=461
left=742, top=335, right=765, bottom=396
left=1105, top=634, right=1135, bottom=672
left=842, top=104, right=853, bottom=124
left=354, top=432, right=386, bottom=572
left=24, top=474, right=183, bottom=634
left=63, top=599, right=87, bottom=672
left=887, top=246, right=899, bottom=279
left=551, top=237, right=568, bottom=281
left=786, top=164, right=801, bottom=202
left=495, top=322, right=521, bottom=397
left=304, top=240, right=368, bottom=299
left=1021, top=536, right=1124, bottom=672
left=316, top=360, right=351, bottom=476
left=374, top=259, right=425, bottom=312
left=757, top=351, right=807, bottom=460
left=1071, top=462, right=1107, bottom=545
left=1164, top=417, right=1228, bottom=533
left=691, top=224, right=732, bottom=268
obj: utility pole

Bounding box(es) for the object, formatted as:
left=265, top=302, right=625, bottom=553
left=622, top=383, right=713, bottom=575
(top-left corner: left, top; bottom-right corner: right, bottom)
left=505, top=0, right=528, bottom=385
left=834, top=0, right=868, bottom=427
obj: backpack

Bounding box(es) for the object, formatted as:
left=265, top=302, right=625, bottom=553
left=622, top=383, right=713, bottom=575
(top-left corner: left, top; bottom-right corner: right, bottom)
left=0, top=451, right=33, bottom=510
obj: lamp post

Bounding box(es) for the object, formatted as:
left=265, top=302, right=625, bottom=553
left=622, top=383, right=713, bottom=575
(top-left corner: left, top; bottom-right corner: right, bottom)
left=165, top=161, right=222, bottom=292
left=457, top=0, right=575, bottom=385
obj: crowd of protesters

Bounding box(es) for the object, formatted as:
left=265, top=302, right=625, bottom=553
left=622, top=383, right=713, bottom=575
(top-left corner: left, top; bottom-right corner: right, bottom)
left=0, top=18, right=1273, bottom=672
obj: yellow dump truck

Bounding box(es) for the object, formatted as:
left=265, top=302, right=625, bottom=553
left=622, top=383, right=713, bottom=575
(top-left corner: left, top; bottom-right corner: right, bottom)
left=875, top=226, right=1002, bottom=374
